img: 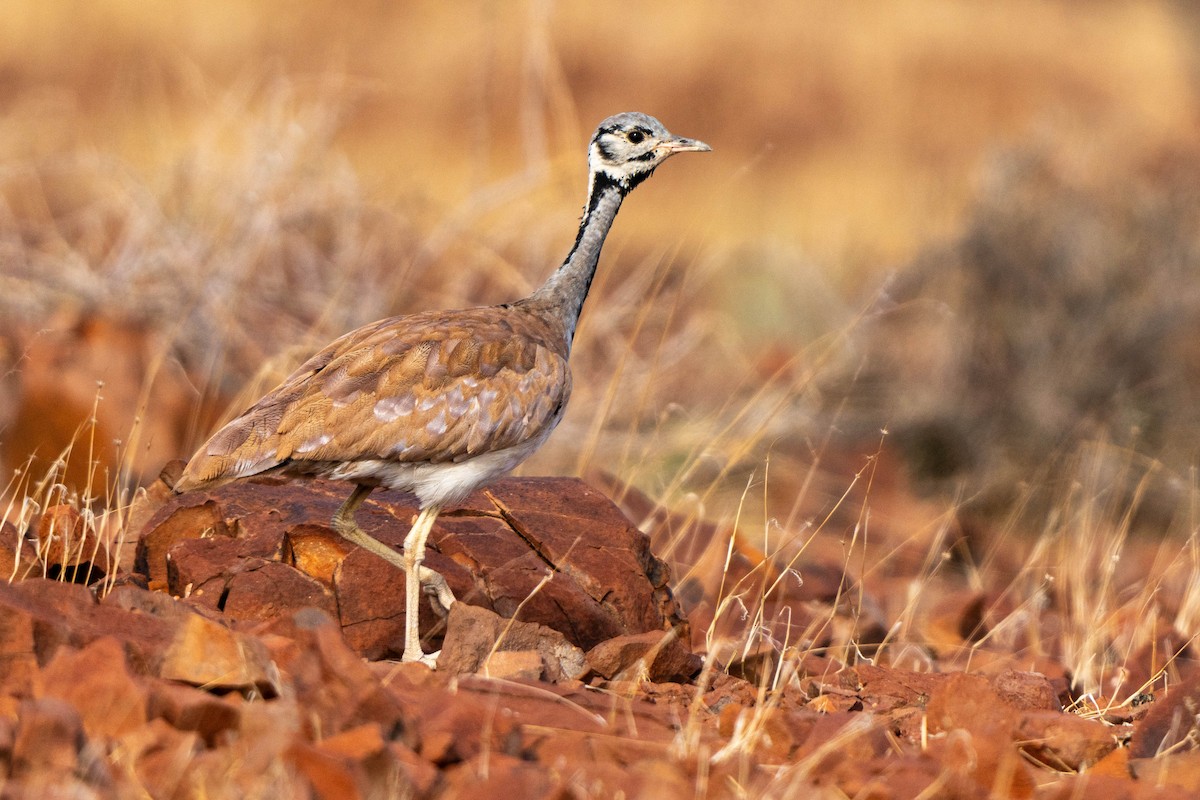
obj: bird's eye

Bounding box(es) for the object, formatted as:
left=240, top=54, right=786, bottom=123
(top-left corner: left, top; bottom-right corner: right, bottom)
left=627, top=130, right=645, bottom=144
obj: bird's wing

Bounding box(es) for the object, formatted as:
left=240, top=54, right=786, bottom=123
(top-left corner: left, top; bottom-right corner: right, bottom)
left=176, top=307, right=571, bottom=489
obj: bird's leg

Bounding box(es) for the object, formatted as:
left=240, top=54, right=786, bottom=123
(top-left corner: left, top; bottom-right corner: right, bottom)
left=331, top=487, right=456, bottom=655
left=402, top=504, right=442, bottom=665
left=418, top=565, right=457, bottom=618
left=331, top=485, right=406, bottom=570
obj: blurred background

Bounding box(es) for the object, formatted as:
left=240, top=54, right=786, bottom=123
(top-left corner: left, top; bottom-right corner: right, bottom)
left=3, top=0, right=1200, bottom=534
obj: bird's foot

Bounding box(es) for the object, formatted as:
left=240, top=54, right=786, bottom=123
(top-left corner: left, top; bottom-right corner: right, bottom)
left=418, top=565, right=457, bottom=618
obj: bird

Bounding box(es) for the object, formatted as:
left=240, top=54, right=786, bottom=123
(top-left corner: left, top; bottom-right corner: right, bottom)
left=174, top=112, right=710, bottom=666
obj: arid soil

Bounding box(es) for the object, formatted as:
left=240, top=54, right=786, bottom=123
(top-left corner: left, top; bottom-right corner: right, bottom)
left=2, top=468, right=1198, bottom=799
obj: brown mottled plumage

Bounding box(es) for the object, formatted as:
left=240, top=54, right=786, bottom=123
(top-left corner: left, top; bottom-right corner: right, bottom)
left=179, top=307, right=570, bottom=488
left=176, top=112, right=710, bottom=665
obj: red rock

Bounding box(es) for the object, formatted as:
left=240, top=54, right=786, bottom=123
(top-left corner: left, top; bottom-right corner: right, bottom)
left=10, top=696, right=83, bottom=778
left=284, top=523, right=353, bottom=585
left=1016, top=710, right=1117, bottom=770
left=725, top=641, right=791, bottom=687
left=803, top=694, right=843, bottom=714
left=441, top=752, right=563, bottom=799
left=436, top=602, right=585, bottom=682
left=288, top=739, right=366, bottom=800
left=127, top=718, right=203, bottom=800
left=452, top=674, right=723, bottom=790
left=16, top=431, right=1200, bottom=796
left=163, top=477, right=694, bottom=661
left=36, top=504, right=84, bottom=552
left=292, top=727, right=417, bottom=800
left=883, top=706, right=930, bottom=743
left=6, top=578, right=178, bottom=673
left=822, top=753, right=947, bottom=800
left=1130, top=672, right=1200, bottom=758
left=135, top=499, right=231, bottom=587
left=408, top=676, right=643, bottom=765
left=102, top=582, right=194, bottom=622
left=146, top=681, right=243, bottom=746
left=319, top=722, right=386, bottom=760
left=173, top=699, right=303, bottom=797
left=726, top=706, right=808, bottom=762
left=1123, top=630, right=1199, bottom=694
left=990, top=669, right=1061, bottom=711
left=0, top=580, right=193, bottom=681
left=0, top=579, right=99, bottom=664
left=414, top=689, right=520, bottom=766
left=35, top=503, right=103, bottom=582
left=481, top=479, right=686, bottom=642
left=1130, top=751, right=1200, bottom=792
left=40, top=637, right=147, bottom=740
left=0, top=589, right=38, bottom=699
left=791, top=711, right=890, bottom=767
left=161, top=519, right=289, bottom=613
left=333, top=542, right=466, bottom=661
left=840, top=754, right=947, bottom=800
left=0, top=711, right=15, bottom=761
left=264, top=608, right=410, bottom=737
left=0, top=520, right=38, bottom=581
left=925, top=673, right=1035, bottom=797
left=703, top=671, right=762, bottom=717
left=434, top=512, right=623, bottom=646
left=97, top=583, right=207, bottom=674
left=104, top=571, right=151, bottom=592
left=222, top=560, right=338, bottom=622
left=1087, top=744, right=1131, bottom=778
left=123, top=477, right=175, bottom=550
left=764, top=715, right=919, bottom=797
left=164, top=534, right=248, bottom=600
left=926, top=673, right=1017, bottom=736
left=1042, top=773, right=1192, bottom=800
left=480, top=650, right=544, bottom=681
left=584, top=629, right=700, bottom=683
left=200, top=699, right=297, bottom=784
left=527, top=731, right=698, bottom=799
left=146, top=480, right=328, bottom=571
left=852, top=664, right=950, bottom=714
left=389, top=741, right=440, bottom=796
left=1087, top=693, right=1150, bottom=726
left=159, top=613, right=278, bottom=695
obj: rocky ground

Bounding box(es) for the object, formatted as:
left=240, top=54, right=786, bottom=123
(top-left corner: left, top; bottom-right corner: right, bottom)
left=2, top=471, right=1199, bottom=799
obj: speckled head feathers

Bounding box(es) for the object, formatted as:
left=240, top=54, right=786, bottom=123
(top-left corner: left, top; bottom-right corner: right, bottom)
left=587, top=112, right=710, bottom=193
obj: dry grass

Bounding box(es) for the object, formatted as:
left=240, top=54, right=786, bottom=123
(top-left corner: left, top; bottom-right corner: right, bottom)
left=4, top=0, right=1200, bottom=792
left=836, top=136, right=1200, bottom=527
left=2, top=384, right=143, bottom=595
left=2, top=0, right=1198, bottom=486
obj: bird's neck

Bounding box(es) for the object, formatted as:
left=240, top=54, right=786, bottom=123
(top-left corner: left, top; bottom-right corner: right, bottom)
left=528, top=171, right=626, bottom=348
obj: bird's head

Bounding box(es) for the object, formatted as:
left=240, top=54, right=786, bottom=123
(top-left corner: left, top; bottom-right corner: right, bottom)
left=587, top=112, right=710, bottom=195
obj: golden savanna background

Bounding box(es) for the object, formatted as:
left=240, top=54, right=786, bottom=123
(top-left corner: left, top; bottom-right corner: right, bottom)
left=3, top=0, right=1200, bottom=534
left=11, top=7, right=1200, bottom=793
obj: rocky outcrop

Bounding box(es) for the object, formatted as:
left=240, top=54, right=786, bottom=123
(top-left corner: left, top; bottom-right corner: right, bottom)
left=0, top=472, right=1188, bottom=798
left=136, top=475, right=691, bottom=664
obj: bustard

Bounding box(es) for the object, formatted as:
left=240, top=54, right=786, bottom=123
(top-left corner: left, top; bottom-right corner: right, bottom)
left=175, top=112, right=710, bottom=665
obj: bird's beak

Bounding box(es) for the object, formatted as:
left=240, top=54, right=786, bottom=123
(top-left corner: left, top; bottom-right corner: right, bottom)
left=659, top=135, right=712, bottom=155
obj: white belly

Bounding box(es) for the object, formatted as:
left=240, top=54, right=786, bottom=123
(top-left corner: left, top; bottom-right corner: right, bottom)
left=325, top=430, right=552, bottom=508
